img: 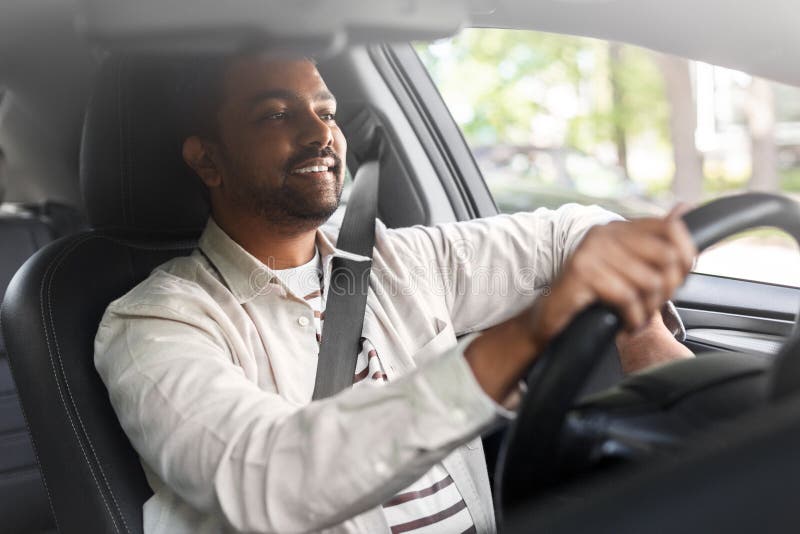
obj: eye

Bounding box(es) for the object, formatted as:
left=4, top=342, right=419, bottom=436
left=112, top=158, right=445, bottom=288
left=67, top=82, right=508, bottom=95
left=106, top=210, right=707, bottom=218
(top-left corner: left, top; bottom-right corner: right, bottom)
left=255, top=110, right=288, bottom=123
left=320, top=112, right=337, bottom=122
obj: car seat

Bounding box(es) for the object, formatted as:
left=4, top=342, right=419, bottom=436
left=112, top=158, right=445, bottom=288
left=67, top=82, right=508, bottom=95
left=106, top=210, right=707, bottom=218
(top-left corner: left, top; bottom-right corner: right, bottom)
left=0, top=198, right=61, bottom=532
left=1, top=55, right=210, bottom=534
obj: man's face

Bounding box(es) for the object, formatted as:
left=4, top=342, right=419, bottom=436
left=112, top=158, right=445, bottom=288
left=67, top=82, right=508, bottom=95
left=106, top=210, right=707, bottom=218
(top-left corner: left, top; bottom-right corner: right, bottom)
left=210, top=55, right=347, bottom=230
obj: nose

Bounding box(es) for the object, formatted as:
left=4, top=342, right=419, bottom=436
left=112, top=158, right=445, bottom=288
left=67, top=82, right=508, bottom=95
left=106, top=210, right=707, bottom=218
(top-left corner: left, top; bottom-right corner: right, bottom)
left=298, top=111, right=334, bottom=148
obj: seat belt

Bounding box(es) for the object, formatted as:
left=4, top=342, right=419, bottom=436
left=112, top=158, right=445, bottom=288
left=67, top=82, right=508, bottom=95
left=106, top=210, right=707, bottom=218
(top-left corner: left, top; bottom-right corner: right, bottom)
left=312, top=138, right=381, bottom=400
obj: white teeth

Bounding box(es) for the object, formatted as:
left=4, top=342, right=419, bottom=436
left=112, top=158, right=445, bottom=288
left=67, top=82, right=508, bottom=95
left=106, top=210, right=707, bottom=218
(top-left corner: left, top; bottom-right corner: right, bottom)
left=294, top=165, right=329, bottom=174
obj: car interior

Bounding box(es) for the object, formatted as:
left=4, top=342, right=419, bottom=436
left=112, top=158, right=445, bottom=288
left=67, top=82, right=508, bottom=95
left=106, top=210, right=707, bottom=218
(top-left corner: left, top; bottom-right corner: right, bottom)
left=0, top=90, right=87, bottom=532
left=1, top=1, right=800, bottom=533
left=0, top=178, right=77, bottom=532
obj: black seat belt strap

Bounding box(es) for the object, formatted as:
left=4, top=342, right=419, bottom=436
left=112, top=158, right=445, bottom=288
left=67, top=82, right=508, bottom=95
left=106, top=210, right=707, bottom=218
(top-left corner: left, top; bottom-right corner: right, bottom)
left=312, top=147, right=381, bottom=400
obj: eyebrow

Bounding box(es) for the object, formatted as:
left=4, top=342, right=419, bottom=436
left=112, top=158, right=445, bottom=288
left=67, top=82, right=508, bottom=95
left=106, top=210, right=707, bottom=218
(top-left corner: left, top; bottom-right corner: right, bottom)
left=248, top=89, right=337, bottom=107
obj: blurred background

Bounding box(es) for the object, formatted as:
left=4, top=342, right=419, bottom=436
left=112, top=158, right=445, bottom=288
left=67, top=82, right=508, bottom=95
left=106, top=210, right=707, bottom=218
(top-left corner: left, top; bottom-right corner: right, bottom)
left=416, top=29, right=800, bottom=286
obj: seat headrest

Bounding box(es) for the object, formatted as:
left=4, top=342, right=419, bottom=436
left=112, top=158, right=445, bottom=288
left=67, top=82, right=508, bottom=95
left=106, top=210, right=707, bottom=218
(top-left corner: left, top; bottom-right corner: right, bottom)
left=80, top=56, right=210, bottom=236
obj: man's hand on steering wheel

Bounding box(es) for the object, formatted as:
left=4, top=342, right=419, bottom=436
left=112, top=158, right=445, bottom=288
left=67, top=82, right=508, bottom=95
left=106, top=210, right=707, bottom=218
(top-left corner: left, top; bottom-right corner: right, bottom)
left=465, top=208, right=697, bottom=403
left=532, top=207, right=696, bottom=342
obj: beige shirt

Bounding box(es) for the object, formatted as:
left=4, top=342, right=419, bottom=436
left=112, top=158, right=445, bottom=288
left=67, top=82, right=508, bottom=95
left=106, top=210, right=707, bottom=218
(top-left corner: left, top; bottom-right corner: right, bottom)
left=94, top=204, right=628, bottom=533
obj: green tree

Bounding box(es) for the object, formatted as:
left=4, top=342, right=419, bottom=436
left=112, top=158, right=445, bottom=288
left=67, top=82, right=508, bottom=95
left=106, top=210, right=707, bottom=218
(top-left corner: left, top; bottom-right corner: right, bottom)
left=418, top=29, right=674, bottom=190
left=418, top=29, right=585, bottom=145
left=419, top=30, right=668, bottom=155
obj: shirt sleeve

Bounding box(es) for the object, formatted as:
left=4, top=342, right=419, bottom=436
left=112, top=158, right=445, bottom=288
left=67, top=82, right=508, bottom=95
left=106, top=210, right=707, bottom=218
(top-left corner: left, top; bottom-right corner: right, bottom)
left=94, top=299, right=498, bottom=533
left=385, top=203, right=623, bottom=335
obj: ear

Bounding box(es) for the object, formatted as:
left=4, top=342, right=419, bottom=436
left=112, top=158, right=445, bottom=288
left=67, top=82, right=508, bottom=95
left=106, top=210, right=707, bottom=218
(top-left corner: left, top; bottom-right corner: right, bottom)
left=182, top=136, right=222, bottom=188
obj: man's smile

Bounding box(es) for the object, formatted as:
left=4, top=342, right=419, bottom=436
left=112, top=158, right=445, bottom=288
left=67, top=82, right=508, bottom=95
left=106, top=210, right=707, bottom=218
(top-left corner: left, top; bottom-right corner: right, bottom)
left=293, top=165, right=330, bottom=174
left=289, top=156, right=340, bottom=178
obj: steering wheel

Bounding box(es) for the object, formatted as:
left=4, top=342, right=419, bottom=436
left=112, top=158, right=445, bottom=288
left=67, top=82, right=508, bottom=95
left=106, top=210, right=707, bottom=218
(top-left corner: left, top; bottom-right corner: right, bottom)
left=494, top=192, right=800, bottom=517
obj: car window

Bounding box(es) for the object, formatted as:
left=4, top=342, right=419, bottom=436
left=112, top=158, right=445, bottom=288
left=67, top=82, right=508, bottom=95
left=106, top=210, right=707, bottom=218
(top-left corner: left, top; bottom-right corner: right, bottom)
left=416, top=29, right=800, bottom=287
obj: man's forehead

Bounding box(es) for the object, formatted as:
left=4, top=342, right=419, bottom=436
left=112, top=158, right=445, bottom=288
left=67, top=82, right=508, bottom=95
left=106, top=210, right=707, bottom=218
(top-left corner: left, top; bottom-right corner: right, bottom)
left=222, top=54, right=334, bottom=105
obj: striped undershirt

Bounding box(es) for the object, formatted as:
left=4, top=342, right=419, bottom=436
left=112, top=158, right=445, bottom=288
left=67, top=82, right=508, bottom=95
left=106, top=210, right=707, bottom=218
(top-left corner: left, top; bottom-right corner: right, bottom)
left=273, top=250, right=476, bottom=534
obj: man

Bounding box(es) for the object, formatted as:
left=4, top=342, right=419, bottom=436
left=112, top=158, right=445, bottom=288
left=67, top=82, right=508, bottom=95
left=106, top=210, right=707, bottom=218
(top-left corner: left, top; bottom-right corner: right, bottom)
left=94, top=52, right=695, bottom=533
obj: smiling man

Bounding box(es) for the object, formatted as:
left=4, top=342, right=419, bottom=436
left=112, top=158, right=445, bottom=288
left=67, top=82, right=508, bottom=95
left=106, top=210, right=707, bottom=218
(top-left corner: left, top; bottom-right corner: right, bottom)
left=94, top=53, right=694, bottom=534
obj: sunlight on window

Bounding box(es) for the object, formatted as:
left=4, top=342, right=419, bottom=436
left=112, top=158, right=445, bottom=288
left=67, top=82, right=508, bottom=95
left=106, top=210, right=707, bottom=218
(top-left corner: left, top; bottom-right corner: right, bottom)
left=694, top=229, right=800, bottom=287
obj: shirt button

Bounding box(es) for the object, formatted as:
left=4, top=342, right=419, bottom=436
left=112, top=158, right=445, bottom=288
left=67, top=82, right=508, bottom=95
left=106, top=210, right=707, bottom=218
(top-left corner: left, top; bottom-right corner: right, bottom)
left=298, top=316, right=310, bottom=327
left=374, top=461, right=389, bottom=476
left=452, top=409, right=467, bottom=424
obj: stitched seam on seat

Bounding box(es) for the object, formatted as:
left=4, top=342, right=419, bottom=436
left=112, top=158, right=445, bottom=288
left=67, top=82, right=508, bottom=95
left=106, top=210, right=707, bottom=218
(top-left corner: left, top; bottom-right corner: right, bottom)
left=44, top=234, right=196, bottom=531
left=40, top=235, right=121, bottom=531
left=49, top=235, right=131, bottom=532
left=0, top=303, right=61, bottom=533
left=20, top=232, right=194, bottom=533
left=39, top=234, right=123, bottom=534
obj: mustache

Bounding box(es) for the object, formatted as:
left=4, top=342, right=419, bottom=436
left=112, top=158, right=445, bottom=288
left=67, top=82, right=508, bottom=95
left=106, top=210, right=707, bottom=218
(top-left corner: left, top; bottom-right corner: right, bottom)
left=284, top=146, right=342, bottom=174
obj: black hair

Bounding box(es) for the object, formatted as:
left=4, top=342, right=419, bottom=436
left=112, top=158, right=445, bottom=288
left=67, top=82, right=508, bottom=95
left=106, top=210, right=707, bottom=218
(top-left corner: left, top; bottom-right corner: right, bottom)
left=173, top=55, right=231, bottom=142
left=173, top=51, right=319, bottom=143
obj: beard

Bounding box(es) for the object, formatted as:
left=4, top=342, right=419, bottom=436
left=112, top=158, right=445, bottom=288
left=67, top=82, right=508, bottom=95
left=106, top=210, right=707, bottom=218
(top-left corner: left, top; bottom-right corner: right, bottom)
left=222, top=146, right=345, bottom=233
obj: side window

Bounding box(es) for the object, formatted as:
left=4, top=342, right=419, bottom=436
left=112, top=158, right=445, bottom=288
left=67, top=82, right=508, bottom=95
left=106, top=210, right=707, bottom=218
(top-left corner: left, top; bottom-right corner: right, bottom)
left=416, top=29, right=800, bottom=287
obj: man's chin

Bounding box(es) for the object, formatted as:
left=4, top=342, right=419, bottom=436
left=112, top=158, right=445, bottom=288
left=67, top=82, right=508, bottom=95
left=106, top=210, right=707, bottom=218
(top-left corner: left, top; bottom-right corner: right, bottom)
left=269, top=194, right=342, bottom=230
left=236, top=179, right=343, bottom=231
left=288, top=201, right=340, bottom=225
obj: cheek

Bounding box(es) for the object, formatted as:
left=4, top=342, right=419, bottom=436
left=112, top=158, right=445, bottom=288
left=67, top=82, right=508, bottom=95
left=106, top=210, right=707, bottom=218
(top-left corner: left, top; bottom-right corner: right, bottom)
left=333, top=129, right=347, bottom=159
left=242, top=131, right=293, bottom=170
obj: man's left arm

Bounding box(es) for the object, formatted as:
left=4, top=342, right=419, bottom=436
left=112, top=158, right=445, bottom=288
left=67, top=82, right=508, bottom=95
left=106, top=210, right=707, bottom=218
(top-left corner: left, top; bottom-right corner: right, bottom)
left=386, top=203, right=694, bottom=373
left=385, top=203, right=625, bottom=337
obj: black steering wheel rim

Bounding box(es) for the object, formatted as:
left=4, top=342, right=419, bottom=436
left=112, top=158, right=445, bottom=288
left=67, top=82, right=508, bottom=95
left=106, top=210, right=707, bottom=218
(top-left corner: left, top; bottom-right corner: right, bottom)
left=494, top=192, right=800, bottom=516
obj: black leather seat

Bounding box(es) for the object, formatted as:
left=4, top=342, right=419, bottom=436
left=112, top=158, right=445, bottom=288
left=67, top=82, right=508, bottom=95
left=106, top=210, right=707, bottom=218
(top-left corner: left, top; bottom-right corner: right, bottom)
left=0, top=167, right=86, bottom=531
left=1, top=56, right=210, bottom=533
left=0, top=211, right=58, bottom=533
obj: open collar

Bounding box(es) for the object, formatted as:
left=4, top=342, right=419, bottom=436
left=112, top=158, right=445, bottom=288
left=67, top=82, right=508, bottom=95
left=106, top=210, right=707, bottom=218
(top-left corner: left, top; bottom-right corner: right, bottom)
left=198, top=217, right=370, bottom=304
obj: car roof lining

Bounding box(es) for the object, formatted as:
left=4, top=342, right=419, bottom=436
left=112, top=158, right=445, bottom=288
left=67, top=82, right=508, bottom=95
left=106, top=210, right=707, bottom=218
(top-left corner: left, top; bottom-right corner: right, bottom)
left=473, top=0, right=800, bottom=87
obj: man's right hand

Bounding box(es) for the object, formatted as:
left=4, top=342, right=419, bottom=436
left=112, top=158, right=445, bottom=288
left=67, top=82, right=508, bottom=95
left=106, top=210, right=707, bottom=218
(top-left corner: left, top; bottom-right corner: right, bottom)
left=464, top=209, right=696, bottom=403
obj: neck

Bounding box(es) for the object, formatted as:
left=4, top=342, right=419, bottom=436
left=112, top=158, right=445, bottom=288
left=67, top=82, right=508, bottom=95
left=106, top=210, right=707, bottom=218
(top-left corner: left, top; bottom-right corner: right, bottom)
left=211, top=209, right=318, bottom=269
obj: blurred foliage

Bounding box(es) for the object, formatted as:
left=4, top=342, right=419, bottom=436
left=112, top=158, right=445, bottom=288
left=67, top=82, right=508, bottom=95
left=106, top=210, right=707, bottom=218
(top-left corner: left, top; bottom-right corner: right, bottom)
left=416, top=29, right=669, bottom=156
left=780, top=168, right=800, bottom=191
left=646, top=168, right=800, bottom=196
left=416, top=28, right=800, bottom=201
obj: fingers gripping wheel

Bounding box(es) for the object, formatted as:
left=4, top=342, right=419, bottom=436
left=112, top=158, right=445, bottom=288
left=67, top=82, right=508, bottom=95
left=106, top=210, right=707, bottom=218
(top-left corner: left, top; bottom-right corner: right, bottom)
left=494, top=193, right=800, bottom=516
